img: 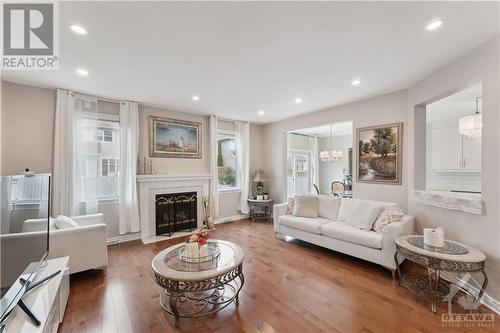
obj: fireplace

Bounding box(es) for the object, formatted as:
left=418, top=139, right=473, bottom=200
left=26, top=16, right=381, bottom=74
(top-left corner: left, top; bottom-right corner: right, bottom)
left=155, top=192, right=197, bottom=237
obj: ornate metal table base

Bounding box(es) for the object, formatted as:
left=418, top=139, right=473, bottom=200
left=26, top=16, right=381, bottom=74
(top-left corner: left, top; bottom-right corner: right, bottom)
left=395, top=243, right=488, bottom=314
left=154, top=265, right=244, bottom=327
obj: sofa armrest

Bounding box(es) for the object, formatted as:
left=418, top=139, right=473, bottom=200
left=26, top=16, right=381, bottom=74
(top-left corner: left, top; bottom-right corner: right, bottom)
left=49, top=224, right=108, bottom=274
left=381, top=215, right=415, bottom=269
left=70, top=213, right=104, bottom=226
left=273, top=202, right=288, bottom=233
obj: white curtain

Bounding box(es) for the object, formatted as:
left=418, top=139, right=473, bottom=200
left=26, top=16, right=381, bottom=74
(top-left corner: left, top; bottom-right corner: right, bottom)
left=209, top=115, right=219, bottom=219
left=118, top=102, right=140, bottom=235
left=74, top=95, right=100, bottom=215
left=237, top=121, right=250, bottom=214
left=311, top=136, right=320, bottom=193
left=53, top=90, right=78, bottom=216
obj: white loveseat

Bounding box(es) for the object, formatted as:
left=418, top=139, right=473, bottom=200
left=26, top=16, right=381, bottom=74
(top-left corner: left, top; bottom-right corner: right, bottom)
left=2, top=214, right=108, bottom=276
left=273, top=195, right=414, bottom=273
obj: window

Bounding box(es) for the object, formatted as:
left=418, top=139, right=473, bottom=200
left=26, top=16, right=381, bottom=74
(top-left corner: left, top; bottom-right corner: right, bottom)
left=217, top=132, right=239, bottom=190
left=78, top=117, right=120, bottom=201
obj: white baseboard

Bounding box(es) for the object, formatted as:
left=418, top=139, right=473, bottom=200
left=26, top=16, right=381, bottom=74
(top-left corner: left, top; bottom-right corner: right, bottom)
left=107, top=232, right=141, bottom=245
left=215, top=214, right=248, bottom=224
left=441, top=271, right=500, bottom=314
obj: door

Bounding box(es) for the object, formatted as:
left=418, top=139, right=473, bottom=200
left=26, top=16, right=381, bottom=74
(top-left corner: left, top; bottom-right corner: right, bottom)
left=432, top=127, right=461, bottom=170
left=287, top=152, right=311, bottom=198
left=462, top=135, right=481, bottom=171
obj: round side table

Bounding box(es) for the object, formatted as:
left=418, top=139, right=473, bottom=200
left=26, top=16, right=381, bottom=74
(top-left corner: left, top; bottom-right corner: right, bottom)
left=394, top=235, right=487, bottom=314
left=247, top=198, right=273, bottom=221
left=152, top=240, right=245, bottom=327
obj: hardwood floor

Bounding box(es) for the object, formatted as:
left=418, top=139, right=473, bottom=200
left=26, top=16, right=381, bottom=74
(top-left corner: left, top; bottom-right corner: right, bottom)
left=59, top=219, right=498, bottom=333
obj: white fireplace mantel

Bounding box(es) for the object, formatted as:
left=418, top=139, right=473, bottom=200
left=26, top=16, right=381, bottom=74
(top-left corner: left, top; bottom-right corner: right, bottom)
left=136, top=173, right=212, bottom=243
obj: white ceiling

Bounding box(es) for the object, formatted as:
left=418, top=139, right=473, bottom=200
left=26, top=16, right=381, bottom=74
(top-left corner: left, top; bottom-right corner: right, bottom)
left=291, top=121, right=353, bottom=138
left=426, top=83, right=482, bottom=123
left=2, top=2, right=499, bottom=124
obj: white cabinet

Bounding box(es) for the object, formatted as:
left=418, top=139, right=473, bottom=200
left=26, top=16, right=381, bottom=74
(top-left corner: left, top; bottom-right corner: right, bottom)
left=431, top=123, right=481, bottom=171
left=432, top=127, right=461, bottom=170
left=461, top=135, right=481, bottom=170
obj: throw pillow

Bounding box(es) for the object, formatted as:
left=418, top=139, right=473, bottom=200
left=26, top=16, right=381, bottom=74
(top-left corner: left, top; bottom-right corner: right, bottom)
left=373, top=207, right=405, bottom=234
left=317, top=195, right=341, bottom=221
left=345, top=201, right=384, bottom=231
left=54, top=215, right=78, bottom=229
left=337, top=198, right=359, bottom=222
left=286, top=197, right=294, bottom=215
left=292, top=195, right=319, bottom=218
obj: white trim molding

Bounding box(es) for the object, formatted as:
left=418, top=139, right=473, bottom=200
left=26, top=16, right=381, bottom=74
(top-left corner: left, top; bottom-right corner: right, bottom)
left=215, top=214, right=248, bottom=224
left=107, top=232, right=141, bottom=245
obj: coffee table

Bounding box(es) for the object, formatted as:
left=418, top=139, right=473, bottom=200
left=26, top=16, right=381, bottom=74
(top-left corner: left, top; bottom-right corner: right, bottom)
left=395, top=235, right=487, bottom=313
left=152, top=239, right=245, bottom=327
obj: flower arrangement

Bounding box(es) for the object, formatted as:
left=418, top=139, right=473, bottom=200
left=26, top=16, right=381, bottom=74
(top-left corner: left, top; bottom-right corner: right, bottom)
left=187, top=229, right=210, bottom=246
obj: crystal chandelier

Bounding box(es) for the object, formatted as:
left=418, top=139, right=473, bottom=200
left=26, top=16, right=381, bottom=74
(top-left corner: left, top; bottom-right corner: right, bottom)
left=459, top=97, right=482, bottom=138
left=319, top=125, right=343, bottom=162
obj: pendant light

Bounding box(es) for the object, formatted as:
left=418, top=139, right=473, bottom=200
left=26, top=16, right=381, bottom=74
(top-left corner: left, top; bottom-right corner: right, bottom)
left=319, top=125, right=343, bottom=161
left=459, top=97, right=482, bottom=138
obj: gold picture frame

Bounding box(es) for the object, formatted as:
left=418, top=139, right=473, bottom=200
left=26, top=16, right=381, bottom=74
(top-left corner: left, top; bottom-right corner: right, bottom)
left=149, top=116, right=202, bottom=159
left=356, top=122, right=402, bottom=185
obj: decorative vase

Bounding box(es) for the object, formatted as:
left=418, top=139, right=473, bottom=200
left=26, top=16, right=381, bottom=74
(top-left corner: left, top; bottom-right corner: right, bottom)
left=264, top=194, right=269, bottom=200
left=207, top=217, right=214, bottom=230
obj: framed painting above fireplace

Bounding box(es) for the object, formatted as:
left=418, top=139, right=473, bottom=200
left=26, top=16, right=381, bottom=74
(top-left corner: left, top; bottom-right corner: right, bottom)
left=149, top=116, right=202, bottom=158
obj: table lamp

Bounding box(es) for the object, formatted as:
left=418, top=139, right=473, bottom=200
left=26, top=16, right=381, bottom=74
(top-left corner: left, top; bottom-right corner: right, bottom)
left=253, top=168, right=266, bottom=193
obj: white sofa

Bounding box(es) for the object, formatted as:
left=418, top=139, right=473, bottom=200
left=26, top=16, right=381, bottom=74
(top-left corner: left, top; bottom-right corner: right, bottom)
left=273, top=195, right=414, bottom=273
left=2, top=214, right=108, bottom=276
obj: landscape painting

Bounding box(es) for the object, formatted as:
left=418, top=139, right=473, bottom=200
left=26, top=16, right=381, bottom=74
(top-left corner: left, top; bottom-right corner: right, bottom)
left=149, top=116, right=202, bottom=158
left=356, top=123, right=402, bottom=184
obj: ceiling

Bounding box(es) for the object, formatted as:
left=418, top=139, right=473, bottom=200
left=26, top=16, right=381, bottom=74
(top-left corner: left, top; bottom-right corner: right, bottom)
left=2, top=2, right=499, bottom=124
left=426, top=83, right=482, bottom=123
left=291, top=122, right=353, bottom=138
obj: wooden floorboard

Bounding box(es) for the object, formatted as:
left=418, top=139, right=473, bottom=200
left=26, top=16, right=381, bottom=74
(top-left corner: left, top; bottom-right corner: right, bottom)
left=58, top=219, right=498, bottom=333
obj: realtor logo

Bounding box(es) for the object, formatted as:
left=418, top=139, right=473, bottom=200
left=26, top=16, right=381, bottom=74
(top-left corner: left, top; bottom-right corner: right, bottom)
left=2, top=2, right=58, bottom=69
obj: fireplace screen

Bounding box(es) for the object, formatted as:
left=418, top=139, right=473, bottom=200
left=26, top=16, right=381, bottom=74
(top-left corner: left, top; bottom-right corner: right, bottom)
left=155, top=192, right=197, bottom=236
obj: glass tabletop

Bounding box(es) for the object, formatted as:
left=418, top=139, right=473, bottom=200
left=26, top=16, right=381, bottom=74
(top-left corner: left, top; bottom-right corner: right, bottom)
left=407, top=236, right=469, bottom=255
left=163, top=240, right=237, bottom=272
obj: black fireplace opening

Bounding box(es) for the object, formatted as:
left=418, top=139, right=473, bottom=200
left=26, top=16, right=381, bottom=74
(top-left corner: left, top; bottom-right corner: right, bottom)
left=155, top=192, right=197, bottom=237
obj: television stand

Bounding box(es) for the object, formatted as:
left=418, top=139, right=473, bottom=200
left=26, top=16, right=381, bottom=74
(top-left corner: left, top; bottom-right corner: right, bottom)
left=15, top=270, right=62, bottom=326
left=2, top=257, right=69, bottom=333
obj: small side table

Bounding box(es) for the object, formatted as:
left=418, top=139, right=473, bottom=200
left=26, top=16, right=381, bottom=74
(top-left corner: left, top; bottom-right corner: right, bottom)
left=247, top=199, right=273, bottom=221
left=394, top=235, right=487, bottom=314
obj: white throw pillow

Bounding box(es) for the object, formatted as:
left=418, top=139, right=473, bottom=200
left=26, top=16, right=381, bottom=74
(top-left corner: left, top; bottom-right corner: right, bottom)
left=373, top=206, right=405, bottom=234
left=292, top=195, right=319, bottom=218
left=317, top=195, right=341, bottom=221
left=337, top=198, right=359, bottom=222
left=54, top=215, right=78, bottom=229
left=345, top=201, right=384, bottom=230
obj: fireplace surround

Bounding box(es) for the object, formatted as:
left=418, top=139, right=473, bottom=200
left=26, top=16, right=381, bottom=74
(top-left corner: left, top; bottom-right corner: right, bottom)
left=137, top=174, right=211, bottom=243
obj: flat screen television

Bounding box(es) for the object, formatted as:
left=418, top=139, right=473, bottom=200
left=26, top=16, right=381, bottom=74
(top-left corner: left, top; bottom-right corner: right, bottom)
left=0, top=173, right=51, bottom=324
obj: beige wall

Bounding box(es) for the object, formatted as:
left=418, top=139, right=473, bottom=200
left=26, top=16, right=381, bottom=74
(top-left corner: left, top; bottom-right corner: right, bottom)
left=1, top=81, right=56, bottom=175
left=407, top=35, right=500, bottom=304
left=262, top=90, right=409, bottom=209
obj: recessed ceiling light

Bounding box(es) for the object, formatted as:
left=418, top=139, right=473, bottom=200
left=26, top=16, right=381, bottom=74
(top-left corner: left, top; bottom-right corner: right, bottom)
left=70, top=24, right=87, bottom=35
left=76, top=68, right=88, bottom=76
left=426, top=20, right=443, bottom=31
left=258, top=110, right=265, bottom=116
left=295, top=98, right=303, bottom=104
left=192, top=95, right=200, bottom=101
left=351, top=79, right=361, bottom=86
